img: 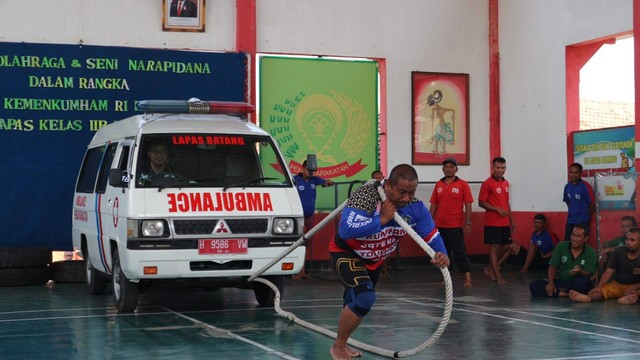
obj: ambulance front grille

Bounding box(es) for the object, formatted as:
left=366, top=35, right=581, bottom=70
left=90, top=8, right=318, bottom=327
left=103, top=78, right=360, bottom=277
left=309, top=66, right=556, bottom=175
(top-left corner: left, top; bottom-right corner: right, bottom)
left=173, top=219, right=269, bottom=235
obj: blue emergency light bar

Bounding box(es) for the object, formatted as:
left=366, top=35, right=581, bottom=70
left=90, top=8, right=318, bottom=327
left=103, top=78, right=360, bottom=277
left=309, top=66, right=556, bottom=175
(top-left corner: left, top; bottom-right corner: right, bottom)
left=137, top=99, right=255, bottom=115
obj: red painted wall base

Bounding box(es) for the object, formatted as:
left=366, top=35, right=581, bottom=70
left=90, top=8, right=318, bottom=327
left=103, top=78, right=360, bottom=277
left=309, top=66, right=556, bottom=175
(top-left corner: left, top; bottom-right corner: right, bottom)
left=306, top=210, right=630, bottom=260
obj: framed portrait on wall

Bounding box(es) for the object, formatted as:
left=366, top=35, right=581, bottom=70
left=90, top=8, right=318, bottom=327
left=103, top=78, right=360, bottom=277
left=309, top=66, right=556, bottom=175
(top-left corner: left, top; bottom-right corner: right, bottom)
left=411, top=72, right=470, bottom=165
left=163, top=0, right=206, bottom=32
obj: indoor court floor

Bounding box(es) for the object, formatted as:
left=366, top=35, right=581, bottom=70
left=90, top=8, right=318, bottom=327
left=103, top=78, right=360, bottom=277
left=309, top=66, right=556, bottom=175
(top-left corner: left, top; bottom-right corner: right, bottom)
left=1, top=264, right=639, bottom=359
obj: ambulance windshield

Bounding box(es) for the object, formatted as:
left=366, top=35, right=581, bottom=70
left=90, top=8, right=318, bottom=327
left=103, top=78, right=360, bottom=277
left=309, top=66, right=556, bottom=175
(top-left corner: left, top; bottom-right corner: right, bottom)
left=135, top=134, right=292, bottom=189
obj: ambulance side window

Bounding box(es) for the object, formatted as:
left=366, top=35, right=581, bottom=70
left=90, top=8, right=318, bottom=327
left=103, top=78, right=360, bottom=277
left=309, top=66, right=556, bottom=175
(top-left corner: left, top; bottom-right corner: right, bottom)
left=76, top=147, right=105, bottom=193
left=95, top=143, right=118, bottom=194
left=115, top=145, right=131, bottom=186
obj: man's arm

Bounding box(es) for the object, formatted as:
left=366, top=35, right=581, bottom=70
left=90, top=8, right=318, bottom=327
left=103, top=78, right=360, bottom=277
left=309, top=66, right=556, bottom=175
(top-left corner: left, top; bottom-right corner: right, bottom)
left=429, top=203, right=437, bottom=219
left=546, top=265, right=558, bottom=296
left=479, top=200, right=508, bottom=217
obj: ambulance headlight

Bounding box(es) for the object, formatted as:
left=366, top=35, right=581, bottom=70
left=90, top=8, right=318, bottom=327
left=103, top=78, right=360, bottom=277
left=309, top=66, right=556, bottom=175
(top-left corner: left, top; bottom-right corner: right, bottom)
left=273, top=218, right=295, bottom=234
left=140, top=220, right=169, bottom=237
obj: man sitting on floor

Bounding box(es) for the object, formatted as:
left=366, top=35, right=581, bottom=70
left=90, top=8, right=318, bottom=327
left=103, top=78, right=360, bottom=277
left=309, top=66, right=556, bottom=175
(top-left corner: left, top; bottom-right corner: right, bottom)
left=569, top=227, right=640, bottom=304
left=529, top=223, right=596, bottom=297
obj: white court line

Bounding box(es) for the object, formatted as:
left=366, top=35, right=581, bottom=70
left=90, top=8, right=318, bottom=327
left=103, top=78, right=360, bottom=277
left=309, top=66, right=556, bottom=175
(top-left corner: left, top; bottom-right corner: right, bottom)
left=399, top=295, right=640, bottom=335
left=398, top=298, right=640, bottom=345
left=528, top=353, right=640, bottom=360
left=162, top=307, right=300, bottom=360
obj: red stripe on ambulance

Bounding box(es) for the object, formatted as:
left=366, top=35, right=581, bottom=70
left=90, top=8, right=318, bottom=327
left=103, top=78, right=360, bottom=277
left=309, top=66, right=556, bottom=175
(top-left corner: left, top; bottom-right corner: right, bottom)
left=167, top=192, right=274, bottom=213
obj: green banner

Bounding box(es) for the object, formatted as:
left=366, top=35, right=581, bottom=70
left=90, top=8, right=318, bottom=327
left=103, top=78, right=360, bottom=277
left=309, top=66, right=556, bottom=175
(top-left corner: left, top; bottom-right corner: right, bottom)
left=259, top=57, right=378, bottom=209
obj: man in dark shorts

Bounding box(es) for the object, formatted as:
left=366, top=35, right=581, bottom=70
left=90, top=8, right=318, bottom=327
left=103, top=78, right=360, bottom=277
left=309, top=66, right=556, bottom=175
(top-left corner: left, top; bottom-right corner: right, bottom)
left=479, top=157, right=514, bottom=285
left=328, top=164, right=449, bottom=360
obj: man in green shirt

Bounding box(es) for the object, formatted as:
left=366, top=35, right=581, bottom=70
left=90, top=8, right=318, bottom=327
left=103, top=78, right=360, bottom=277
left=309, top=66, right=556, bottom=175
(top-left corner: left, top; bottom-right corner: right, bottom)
left=529, top=223, right=597, bottom=297
left=569, top=227, right=640, bottom=304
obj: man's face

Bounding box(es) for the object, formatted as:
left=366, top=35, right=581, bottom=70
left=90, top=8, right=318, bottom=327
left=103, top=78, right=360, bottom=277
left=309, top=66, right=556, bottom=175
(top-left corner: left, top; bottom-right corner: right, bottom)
left=302, top=167, right=315, bottom=179
left=384, top=178, right=418, bottom=208
left=491, top=161, right=506, bottom=179
left=625, top=231, right=640, bottom=252
left=568, top=166, right=581, bottom=183
left=442, top=163, right=457, bottom=178
left=621, top=219, right=634, bottom=235
left=570, top=227, right=588, bottom=249
left=372, top=172, right=384, bottom=182
left=533, top=219, right=545, bottom=232
left=148, top=145, right=169, bottom=167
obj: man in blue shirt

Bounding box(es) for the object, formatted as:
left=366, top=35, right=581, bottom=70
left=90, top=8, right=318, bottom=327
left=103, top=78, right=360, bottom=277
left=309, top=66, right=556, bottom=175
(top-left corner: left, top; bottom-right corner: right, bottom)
left=563, top=163, right=595, bottom=241
left=292, top=160, right=333, bottom=280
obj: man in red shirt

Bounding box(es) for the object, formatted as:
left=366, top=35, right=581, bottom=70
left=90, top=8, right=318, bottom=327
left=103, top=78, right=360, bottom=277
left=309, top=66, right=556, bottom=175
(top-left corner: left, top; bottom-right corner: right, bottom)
left=430, top=158, right=474, bottom=287
left=479, top=157, right=514, bottom=285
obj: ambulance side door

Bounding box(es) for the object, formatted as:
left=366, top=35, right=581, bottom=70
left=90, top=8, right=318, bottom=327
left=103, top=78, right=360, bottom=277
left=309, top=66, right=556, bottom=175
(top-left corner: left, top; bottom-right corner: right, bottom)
left=92, top=141, right=125, bottom=273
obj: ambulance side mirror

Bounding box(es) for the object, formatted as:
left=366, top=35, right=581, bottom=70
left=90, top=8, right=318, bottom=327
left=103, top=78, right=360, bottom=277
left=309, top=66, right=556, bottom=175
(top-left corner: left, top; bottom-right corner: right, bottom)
left=109, top=169, right=129, bottom=187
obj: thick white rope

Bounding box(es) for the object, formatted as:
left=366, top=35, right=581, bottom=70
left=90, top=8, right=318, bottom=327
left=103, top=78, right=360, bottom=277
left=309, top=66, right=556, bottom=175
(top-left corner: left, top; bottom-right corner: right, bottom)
left=249, top=182, right=453, bottom=358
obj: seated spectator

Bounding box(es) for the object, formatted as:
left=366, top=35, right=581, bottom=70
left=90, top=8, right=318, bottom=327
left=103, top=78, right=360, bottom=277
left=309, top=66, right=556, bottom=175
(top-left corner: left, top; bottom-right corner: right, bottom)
left=529, top=223, right=596, bottom=297
left=597, top=216, right=636, bottom=276
left=516, top=213, right=557, bottom=273
left=569, top=227, right=640, bottom=304
left=484, top=213, right=556, bottom=278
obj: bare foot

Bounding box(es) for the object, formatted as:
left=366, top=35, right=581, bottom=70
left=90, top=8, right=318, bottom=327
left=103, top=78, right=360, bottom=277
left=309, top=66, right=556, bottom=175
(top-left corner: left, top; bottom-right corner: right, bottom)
left=568, top=290, right=592, bottom=302
left=496, top=278, right=507, bottom=285
left=617, top=293, right=638, bottom=305
left=330, top=345, right=353, bottom=360
left=347, top=347, right=362, bottom=358
left=484, top=267, right=496, bottom=281
left=517, top=268, right=528, bottom=274
left=464, top=281, right=472, bottom=288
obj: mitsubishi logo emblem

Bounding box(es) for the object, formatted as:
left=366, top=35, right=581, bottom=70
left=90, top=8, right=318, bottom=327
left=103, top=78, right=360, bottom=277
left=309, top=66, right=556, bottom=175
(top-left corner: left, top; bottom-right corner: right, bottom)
left=214, top=220, right=231, bottom=233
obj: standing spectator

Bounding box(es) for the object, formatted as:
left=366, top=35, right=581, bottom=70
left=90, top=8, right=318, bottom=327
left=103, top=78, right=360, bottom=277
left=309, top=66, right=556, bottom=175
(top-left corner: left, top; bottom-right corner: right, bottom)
left=328, top=164, right=449, bottom=360
left=569, top=227, right=640, bottom=304
left=563, top=163, right=595, bottom=241
left=430, top=157, right=474, bottom=288
left=598, top=216, right=637, bottom=276
left=292, top=160, right=333, bottom=280
left=529, top=223, right=596, bottom=297
left=479, top=157, right=514, bottom=285
left=371, top=170, right=384, bottom=183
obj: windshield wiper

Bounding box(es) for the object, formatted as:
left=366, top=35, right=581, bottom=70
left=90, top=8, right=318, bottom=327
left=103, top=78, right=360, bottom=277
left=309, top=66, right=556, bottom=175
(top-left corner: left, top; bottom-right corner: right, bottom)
left=223, top=177, right=278, bottom=191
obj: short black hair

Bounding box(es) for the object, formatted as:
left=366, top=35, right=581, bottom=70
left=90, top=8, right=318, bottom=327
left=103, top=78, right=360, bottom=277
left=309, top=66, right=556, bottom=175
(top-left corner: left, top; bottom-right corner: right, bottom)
left=492, top=157, right=506, bottom=164
left=371, top=170, right=383, bottom=178
left=569, top=162, right=583, bottom=172
left=572, top=223, right=589, bottom=237
left=533, top=213, right=546, bottom=222
left=621, top=216, right=637, bottom=226
left=388, top=164, right=418, bottom=186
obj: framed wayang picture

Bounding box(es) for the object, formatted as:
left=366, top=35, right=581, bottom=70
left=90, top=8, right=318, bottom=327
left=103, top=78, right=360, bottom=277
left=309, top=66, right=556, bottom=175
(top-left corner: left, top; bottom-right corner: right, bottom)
left=411, top=71, right=470, bottom=165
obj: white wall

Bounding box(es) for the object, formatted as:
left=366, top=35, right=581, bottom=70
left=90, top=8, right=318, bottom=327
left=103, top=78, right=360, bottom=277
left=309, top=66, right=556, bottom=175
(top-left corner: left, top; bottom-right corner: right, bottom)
left=499, top=0, right=632, bottom=211
left=257, top=0, right=490, bottom=187
left=0, top=0, right=634, bottom=212
left=0, top=0, right=236, bottom=50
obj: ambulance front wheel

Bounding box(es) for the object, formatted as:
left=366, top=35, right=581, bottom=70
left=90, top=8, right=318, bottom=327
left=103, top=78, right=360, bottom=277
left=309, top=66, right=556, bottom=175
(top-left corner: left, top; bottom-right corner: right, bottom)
left=254, top=275, right=284, bottom=306
left=84, top=244, right=107, bottom=295
left=112, top=249, right=139, bottom=313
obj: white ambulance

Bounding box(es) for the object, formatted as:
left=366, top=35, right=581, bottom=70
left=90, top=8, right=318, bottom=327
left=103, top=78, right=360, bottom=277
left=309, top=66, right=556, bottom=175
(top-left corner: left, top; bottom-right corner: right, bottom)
left=72, top=99, right=305, bottom=312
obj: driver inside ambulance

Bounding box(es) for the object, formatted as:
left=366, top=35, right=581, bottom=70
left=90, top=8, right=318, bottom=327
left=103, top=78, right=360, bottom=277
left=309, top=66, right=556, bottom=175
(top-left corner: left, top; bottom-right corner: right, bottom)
left=138, top=142, right=178, bottom=185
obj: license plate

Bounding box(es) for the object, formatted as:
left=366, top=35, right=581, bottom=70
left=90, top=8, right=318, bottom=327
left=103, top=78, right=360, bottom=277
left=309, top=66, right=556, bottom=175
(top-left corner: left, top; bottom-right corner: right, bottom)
left=198, top=238, right=248, bottom=255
